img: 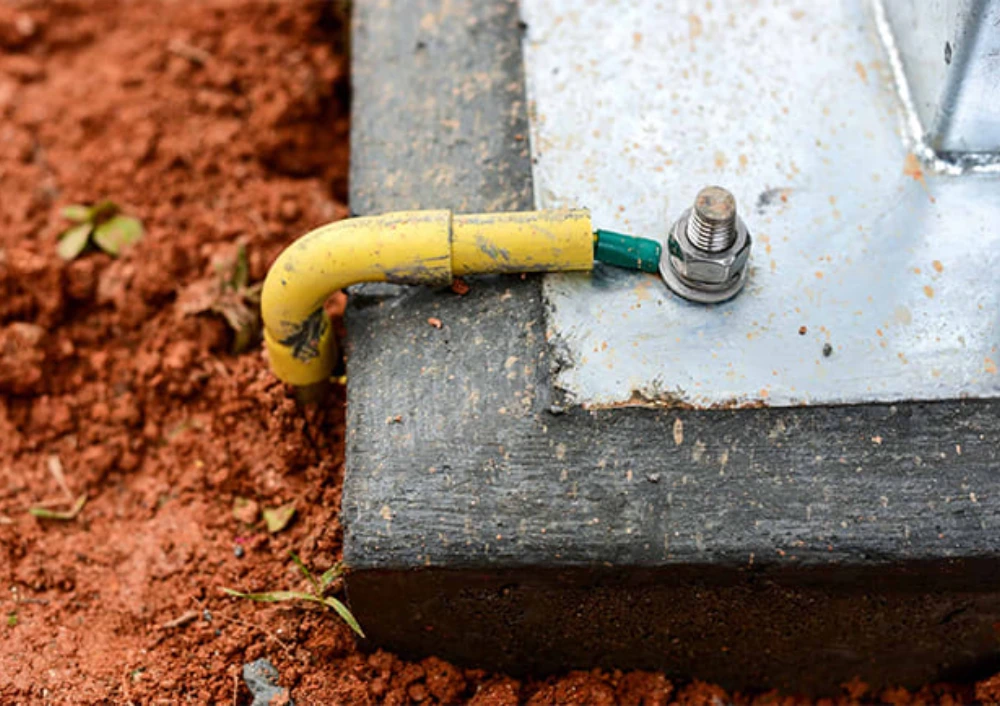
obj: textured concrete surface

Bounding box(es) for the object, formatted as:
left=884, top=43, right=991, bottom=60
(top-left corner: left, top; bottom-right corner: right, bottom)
left=342, top=0, right=1000, bottom=694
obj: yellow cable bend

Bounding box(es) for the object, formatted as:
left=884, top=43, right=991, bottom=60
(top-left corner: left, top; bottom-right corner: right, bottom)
left=261, top=208, right=592, bottom=386
left=262, top=210, right=452, bottom=385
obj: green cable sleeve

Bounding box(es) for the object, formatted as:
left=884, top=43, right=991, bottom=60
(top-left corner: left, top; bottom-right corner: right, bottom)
left=593, top=229, right=663, bottom=274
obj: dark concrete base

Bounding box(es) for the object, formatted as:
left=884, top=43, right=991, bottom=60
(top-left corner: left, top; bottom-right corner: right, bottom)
left=342, top=0, right=1000, bottom=694
left=348, top=564, right=1000, bottom=695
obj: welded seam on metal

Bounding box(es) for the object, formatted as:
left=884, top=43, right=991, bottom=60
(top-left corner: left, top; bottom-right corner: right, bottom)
left=870, top=0, right=1000, bottom=175
left=518, top=7, right=545, bottom=215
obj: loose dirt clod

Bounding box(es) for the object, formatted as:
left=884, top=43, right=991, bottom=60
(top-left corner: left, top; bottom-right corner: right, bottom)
left=233, top=496, right=260, bottom=524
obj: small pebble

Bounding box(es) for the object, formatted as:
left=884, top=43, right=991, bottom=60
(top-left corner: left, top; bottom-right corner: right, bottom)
left=822, top=342, right=833, bottom=357
left=243, top=658, right=293, bottom=706
left=232, top=497, right=260, bottom=524
left=234, top=545, right=245, bottom=558
left=408, top=683, right=429, bottom=702
left=15, top=14, right=36, bottom=37
left=278, top=198, right=301, bottom=223
left=646, top=473, right=661, bottom=483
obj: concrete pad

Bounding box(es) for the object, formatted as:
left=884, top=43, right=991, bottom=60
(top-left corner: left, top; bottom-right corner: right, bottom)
left=343, top=0, right=1000, bottom=694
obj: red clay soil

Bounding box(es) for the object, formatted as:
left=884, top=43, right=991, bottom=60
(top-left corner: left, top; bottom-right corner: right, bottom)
left=0, top=2, right=996, bottom=704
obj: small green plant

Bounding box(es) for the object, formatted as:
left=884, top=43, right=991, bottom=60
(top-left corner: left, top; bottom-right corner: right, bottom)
left=224, top=553, right=364, bottom=638
left=178, top=245, right=262, bottom=354
left=57, top=200, right=144, bottom=260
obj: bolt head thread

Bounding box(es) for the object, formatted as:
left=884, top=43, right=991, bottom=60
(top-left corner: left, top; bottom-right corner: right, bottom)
left=686, top=186, right=738, bottom=253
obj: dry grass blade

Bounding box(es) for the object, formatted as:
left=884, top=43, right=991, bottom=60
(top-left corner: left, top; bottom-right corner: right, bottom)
left=159, top=611, right=199, bottom=630
left=166, top=38, right=213, bottom=65
left=29, top=494, right=87, bottom=521
left=46, top=455, right=73, bottom=502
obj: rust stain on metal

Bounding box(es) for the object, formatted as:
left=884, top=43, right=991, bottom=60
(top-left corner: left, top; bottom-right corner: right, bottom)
left=580, top=387, right=773, bottom=412
left=903, top=153, right=925, bottom=182
left=903, top=153, right=937, bottom=204
left=687, top=13, right=703, bottom=42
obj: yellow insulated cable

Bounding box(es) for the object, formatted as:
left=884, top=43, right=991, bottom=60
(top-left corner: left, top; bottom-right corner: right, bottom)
left=261, top=208, right=593, bottom=387
left=451, top=210, right=592, bottom=275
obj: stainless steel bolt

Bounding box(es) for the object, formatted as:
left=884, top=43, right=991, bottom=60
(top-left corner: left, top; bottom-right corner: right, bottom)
left=659, top=186, right=752, bottom=304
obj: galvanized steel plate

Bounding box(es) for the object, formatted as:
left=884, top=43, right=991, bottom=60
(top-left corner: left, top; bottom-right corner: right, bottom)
left=523, top=0, right=1000, bottom=408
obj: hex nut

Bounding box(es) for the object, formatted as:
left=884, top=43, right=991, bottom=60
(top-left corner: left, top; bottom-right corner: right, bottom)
left=660, top=207, right=752, bottom=303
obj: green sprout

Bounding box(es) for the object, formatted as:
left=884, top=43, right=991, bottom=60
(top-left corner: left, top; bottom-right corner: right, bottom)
left=224, top=553, right=364, bottom=638
left=177, top=244, right=263, bottom=354
left=57, top=200, right=144, bottom=260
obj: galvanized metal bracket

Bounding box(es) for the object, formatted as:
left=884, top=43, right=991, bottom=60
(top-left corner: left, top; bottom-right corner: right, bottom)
left=875, top=0, right=1000, bottom=168
left=524, top=0, right=1000, bottom=409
